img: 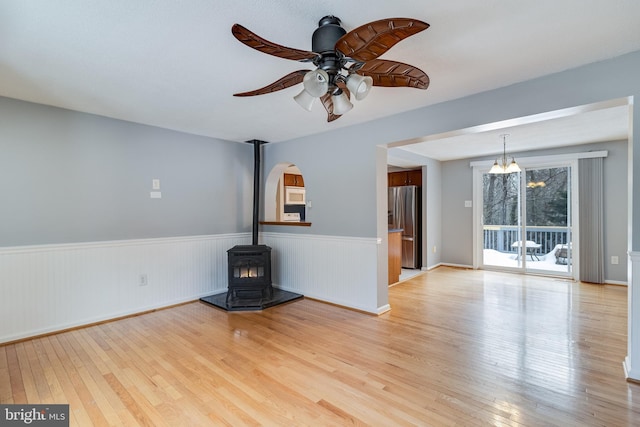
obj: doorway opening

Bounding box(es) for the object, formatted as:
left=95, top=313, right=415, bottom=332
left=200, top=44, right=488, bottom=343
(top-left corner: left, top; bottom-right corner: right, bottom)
left=386, top=166, right=425, bottom=285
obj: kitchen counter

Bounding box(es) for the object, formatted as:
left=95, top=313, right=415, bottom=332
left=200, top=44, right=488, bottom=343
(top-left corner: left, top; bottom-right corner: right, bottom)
left=388, top=229, right=403, bottom=285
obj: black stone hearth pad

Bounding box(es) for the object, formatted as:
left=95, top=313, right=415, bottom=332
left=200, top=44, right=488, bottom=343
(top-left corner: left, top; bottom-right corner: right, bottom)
left=200, top=289, right=303, bottom=312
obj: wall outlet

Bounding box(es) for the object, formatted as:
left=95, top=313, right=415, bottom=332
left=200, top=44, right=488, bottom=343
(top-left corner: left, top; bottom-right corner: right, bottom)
left=464, top=200, right=472, bottom=208
left=611, top=256, right=619, bottom=265
left=433, top=246, right=437, bottom=253
left=150, top=191, right=162, bottom=199
left=139, top=274, right=148, bottom=286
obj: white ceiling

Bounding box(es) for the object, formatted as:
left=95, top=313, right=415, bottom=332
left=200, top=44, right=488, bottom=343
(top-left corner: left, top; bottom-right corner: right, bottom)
left=1, top=1, right=639, bottom=157
left=388, top=100, right=632, bottom=165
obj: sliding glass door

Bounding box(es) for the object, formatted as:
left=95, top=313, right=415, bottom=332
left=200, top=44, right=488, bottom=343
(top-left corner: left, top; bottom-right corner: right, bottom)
left=481, top=165, right=573, bottom=276
left=524, top=167, right=572, bottom=274
left=482, top=172, right=523, bottom=269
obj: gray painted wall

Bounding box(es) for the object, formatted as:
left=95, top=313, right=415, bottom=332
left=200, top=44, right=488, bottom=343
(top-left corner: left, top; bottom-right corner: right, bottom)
left=262, top=131, right=378, bottom=238
left=440, top=156, right=474, bottom=266
left=440, top=140, right=628, bottom=282
left=0, top=97, right=254, bottom=246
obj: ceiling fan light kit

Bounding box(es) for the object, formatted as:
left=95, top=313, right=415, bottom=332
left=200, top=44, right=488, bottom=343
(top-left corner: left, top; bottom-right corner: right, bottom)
left=301, top=69, right=329, bottom=97
left=346, top=74, right=374, bottom=101
left=293, top=89, right=317, bottom=111
left=332, top=91, right=354, bottom=115
left=232, top=15, right=430, bottom=122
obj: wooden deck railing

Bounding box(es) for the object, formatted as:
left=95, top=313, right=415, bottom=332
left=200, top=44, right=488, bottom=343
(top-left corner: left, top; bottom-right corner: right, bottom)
left=483, top=225, right=570, bottom=254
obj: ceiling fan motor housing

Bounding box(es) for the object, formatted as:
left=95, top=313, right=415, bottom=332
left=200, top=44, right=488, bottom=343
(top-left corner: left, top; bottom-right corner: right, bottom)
left=312, top=16, right=347, bottom=85
left=312, top=16, right=345, bottom=53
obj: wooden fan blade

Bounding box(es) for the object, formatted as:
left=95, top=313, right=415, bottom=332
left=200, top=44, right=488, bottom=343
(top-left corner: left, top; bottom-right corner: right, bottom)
left=335, top=18, right=429, bottom=62
left=233, top=70, right=308, bottom=97
left=232, top=24, right=318, bottom=61
left=335, top=81, right=351, bottom=99
left=358, top=59, right=429, bottom=90
left=320, top=93, right=341, bottom=122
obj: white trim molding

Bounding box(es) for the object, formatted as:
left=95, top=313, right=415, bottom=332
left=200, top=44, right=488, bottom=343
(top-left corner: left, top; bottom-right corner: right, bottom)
left=605, top=279, right=628, bottom=286
left=625, top=251, right=640, bottom=381
left=439, top=262, right=473, bottom=270
left=376, top=304, right=391, bottom=315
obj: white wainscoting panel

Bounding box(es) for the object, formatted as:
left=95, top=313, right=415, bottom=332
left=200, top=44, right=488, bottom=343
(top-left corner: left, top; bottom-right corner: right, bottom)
left=0, top=233, right=250, bottom=343
left=261, top=232, right=380, bottom=313
left=0, top=232, right=381, bottom=343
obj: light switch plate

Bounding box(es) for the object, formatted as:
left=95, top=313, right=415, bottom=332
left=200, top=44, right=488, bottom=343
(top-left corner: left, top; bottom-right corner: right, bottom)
left=464, top=200, right=472, bottom=208
left=152, top=179, right=160, bottom=190
left=150, top=191, right=162, bottom=199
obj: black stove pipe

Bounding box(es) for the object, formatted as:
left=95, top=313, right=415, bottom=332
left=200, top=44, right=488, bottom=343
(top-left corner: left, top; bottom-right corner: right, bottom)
left=246, top=139, right=266, bottom=245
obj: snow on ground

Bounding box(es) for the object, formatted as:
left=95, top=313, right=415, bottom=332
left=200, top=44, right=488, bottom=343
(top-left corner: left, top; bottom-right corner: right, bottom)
left=483, top=244, right=572, bottom=273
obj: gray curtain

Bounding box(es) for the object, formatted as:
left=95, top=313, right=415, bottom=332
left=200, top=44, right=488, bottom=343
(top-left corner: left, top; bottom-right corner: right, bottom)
left=579, top=157, right=604, bottom=283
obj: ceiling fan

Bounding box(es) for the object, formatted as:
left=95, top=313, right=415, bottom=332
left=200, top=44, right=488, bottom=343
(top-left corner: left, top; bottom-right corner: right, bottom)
left=232, top=16, right=430, bottom=122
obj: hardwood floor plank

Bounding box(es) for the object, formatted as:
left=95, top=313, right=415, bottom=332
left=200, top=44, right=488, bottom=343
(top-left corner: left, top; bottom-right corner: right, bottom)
left=2, top=267, right=640, bottom=426
left=30, top=339, right=64, bottom=403
left=22, top=339, right=52, bottom=402
left=0, top=345, right=14, bottom=403
left=103, top=372, right=160, bottom=426
left=39, top=336, right=92, bottom=424
left=50, top=333, right=112, bottom=426
left=13, top=342, right=40, bottom=402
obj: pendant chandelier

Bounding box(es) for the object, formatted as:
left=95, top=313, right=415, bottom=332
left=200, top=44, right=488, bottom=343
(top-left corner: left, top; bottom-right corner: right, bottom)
left=489, top=134, right=521, bottom=174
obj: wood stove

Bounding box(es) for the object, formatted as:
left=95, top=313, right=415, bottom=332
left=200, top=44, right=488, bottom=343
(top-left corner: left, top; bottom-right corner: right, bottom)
left=226, top=244, right=272, bottom=306
left=224, top=139, right=274, bottom=308
left=200, top=139, right=302, bottom=311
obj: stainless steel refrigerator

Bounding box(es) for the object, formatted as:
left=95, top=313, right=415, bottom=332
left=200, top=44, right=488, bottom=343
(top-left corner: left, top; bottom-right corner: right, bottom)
left=388, top=186, right=421, bottom=269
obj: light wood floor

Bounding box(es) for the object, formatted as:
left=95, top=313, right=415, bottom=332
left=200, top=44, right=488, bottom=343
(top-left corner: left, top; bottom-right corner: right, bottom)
left=2, top=267, right=640, bottom=426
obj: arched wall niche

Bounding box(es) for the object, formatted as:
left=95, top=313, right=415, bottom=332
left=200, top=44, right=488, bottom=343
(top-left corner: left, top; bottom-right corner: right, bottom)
left=264, top=162, right=306, bottom=223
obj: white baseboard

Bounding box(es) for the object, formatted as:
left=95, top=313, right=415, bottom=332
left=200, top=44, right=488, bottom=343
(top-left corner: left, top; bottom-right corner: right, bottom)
left=439, top=262, right=474, bottom=269
left=624, top=357, right=640, bottom=382
left=604, top=279, right=628, bottom=286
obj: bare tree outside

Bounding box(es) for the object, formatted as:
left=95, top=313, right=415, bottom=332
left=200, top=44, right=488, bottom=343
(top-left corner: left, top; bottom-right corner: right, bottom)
left=483, top=168, right=568, bottom=226
left=483, top=167, right=570, bottom=256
